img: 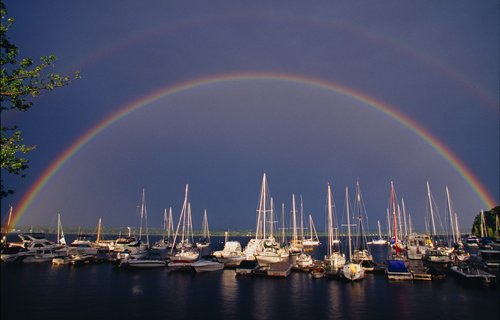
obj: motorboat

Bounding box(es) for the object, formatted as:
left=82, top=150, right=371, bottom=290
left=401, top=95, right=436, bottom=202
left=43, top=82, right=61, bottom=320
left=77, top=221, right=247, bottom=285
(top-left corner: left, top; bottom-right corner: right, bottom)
left=310, top=266, right=326, bottom=279
left=213, top=240, right=246, bottom=267
left=406, top=233, right=431, bottom=260
left=23, top=249, right=63, bottom=263
left=0, top=245, right=29, bottom=262
left=451, top=261, right=496, bottom=287
left=192, top=256, right=224, bottom=272
left=69, top=234, right=98, bottom=255
left=235, top=260, right=258, bottom=276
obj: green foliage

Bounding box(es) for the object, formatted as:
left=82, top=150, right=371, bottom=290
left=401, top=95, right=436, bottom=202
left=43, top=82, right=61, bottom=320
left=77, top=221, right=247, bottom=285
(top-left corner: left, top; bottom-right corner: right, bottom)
left=471, top=206, right=499, bottom=237
left=0, top=3, right=80, bottom=198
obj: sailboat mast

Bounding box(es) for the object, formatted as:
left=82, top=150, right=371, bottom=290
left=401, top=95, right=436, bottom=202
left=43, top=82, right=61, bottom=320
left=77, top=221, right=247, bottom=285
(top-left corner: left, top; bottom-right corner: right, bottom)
left=139, top=188, right=145, bottom=241
left=281, top=203, right=285, bottom=244
left=168, top=207, right=173, bottom=241
left=171, top=184, right=189, bottom=255
left=446, top=186, right=456, bottom=244
left=327, top=183, right=333, bottom=257
left=346, top=187, right=352, bottom=259
left=270, top=197, right=274, bottom=239
left=454, top=212, right=461, bottom=244
left=402, top=198, right=408, bottom=238
left=386, top=208, right=391, bottom=239
left=300, top=196, right=304, bottom=242
left=427, top=181, right=437, bottom=237
left=162, top=208, right=167, bottom=242
left=391, top=181, right=398, bottom=253
left=204, top=209, right=210, bottom=242
left=188, top=202, right=194, bottom=244
left=97, top=218, right=102, bottom=243
left=397, top=204, right=403, bottom=244
left=261, top=174, right=267, bottom=239
left=408, top=214, right=413, bottom=235
left=57, top=213, right=61, bottom=245
left=292, top=194, right=298, bottom=244
left=355, top=181, right=364, bottom=250
left=145, top=197, right=149, bottom=246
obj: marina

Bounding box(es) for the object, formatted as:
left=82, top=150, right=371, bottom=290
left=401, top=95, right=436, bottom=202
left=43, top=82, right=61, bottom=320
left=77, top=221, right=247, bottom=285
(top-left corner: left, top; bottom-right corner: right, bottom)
left=1, top=234, right=498, bottom=320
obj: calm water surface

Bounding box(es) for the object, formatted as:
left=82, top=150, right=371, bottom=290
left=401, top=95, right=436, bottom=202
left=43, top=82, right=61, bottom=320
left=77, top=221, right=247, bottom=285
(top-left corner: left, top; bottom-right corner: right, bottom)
left=1, top=236, right=498, bottom=320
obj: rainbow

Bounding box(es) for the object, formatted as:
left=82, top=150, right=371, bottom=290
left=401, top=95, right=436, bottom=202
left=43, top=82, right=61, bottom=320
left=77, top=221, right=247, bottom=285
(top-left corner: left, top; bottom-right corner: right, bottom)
left=10, top=72, right=497, bottom=227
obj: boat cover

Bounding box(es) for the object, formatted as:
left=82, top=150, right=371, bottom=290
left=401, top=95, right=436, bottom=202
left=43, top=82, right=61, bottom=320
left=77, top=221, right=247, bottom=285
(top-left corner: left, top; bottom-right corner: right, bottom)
left=387, top=260, right=408, bottom=272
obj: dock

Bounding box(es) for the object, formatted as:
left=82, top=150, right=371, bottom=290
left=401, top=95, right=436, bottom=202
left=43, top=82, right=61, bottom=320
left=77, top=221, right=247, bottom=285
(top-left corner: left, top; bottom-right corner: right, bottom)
left=267, top=261, right=293, bottom=278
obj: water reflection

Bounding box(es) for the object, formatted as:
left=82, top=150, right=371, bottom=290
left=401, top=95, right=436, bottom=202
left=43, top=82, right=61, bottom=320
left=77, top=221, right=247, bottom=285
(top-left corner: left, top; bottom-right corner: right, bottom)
left=327, top=281, right=342, bottom=319
left=220, top=270, right=239, bottom=318
left=252, top=276, right=275, bottom=320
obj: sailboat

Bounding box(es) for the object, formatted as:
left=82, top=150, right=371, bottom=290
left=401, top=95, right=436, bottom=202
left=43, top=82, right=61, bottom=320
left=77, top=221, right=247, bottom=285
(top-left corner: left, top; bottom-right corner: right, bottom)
left=251, top=174, right=289, bottom=265
left=93, top=218, right=116, bottom=252
left=294, top=196, right=313, bottom=268
left=302, top=214, right=320, bottom=247
left=445, top=186, right=469, bottom=262
left=288, top=193, right=302, bottom=255
left=369, top=220, right=387, bottom=245
left=196, top=209, right=211, bottom=248
left=351, top=181, right=375, bottom=271
left=385, top=181, right=413, bottom=280
left=323, top=183, right=345, bottom=277
left=114, top=189, right=149, bottom=260
left=153, top=208, right=171, bottom=250
left=169, top=184, right=199, bottom=266
left=423, top=182, right=451, bottom=266
left=341, top=187, right=365, bottom=281
left=56, top=213, right=67, bottom=247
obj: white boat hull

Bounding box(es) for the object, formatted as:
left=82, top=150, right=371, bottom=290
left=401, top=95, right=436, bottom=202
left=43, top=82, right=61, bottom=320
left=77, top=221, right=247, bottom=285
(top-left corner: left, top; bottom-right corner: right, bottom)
left=254, top=252, right=287, bottom=265
left=342, top=263, right=365, bottom=281
left=192, top=260, right=224, bottom=272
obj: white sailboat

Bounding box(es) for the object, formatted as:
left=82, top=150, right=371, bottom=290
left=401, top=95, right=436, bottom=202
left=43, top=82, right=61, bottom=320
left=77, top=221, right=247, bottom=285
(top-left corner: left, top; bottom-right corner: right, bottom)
left=424, top=182, right=451, bottom=265
left=56, top=213, right=67, bottom=247
left=341, top=187, right=365, bottom=281
left=294, top=196, right=313, bottom=268
left=153, top=208, right=171, bottom=250
left=369, top=220, right=387, bottom=245
left=445, top=186, right=469, bottom=262
left=302, top=214, right=320, bottom=247
left=251, top=174, right=289, bottom=265
left=114, top=190, right=150, bottom=260
left=351, top=181, right=375, bottom=271
left=169, top=184, right=199, bottom=265
left=288, top=193, right=302, bottom=255
left=386, top=181, right=412, bottom=280
left=323, top=183, right=345, bottom=275
left=196, top=209, right=211, bottom=248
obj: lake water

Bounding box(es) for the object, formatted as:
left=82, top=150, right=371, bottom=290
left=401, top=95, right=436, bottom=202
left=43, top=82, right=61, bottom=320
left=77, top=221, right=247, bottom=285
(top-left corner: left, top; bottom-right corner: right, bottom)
left=1, top=235, right=498, bottom=320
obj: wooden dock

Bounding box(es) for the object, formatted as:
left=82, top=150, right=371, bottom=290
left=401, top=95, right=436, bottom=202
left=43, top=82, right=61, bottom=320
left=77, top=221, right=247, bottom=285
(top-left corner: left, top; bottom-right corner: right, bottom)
left=267, top=261, right=293, bottom=278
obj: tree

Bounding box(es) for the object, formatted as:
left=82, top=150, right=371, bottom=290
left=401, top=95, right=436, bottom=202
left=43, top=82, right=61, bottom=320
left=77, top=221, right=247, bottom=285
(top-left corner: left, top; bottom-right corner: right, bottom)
left=1, top=3, right=80, bottom=198
left=471, top=206, right=499, bottom=237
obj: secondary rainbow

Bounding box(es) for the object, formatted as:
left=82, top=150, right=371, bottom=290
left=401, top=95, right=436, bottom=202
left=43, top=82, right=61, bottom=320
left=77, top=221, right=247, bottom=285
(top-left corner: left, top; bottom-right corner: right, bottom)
left=10, top=72, right=497, bottom=227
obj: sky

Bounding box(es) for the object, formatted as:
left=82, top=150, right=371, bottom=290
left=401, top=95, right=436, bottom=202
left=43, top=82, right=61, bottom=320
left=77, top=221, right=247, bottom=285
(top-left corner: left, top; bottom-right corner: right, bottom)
left=2, top=0, right=499, bottom=236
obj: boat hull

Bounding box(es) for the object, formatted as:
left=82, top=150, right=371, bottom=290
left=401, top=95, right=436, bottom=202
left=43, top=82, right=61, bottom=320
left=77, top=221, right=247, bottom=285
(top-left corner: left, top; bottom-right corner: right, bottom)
left=342, top=263, right=365, bottom=281
left=192, top=260, right=224, bottom=272
left=126, top=260, right=166, bottom=268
